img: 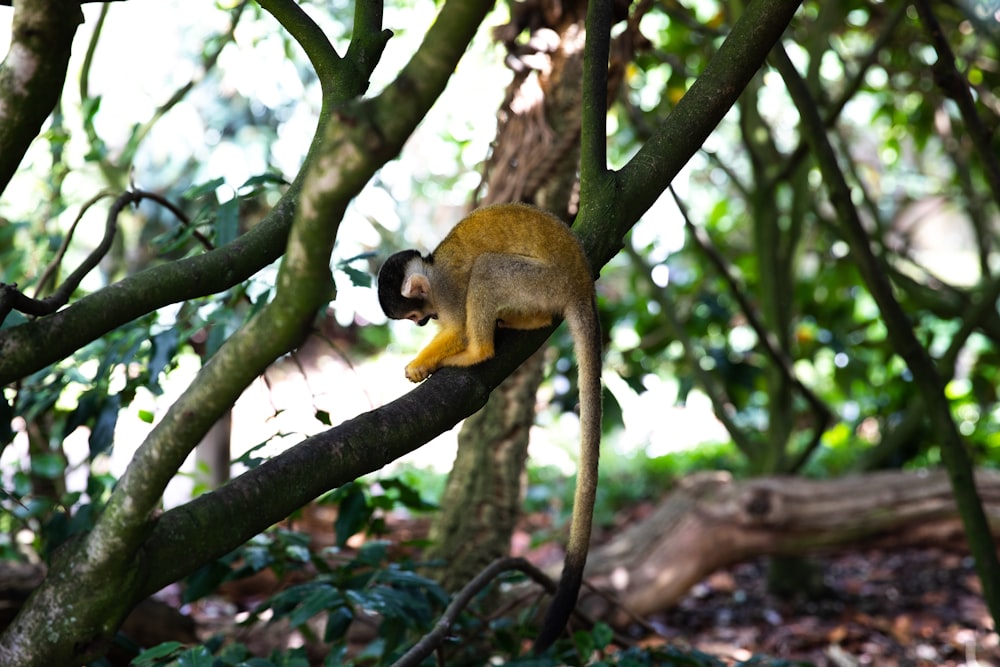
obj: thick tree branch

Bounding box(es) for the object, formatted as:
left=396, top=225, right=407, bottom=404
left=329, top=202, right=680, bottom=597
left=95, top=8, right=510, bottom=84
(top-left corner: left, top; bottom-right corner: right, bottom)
left=0, top=0, right=83, bottom=194
left=578, top=0, right=612, bottom=201
left=136, top=0, right=823, bottom=610
left=0, top=193, right=121, bottom=322
left=0, top=192, right=298, bottom=386
left=578, top=469, right=1000, bottom=624
left=0, top=190, right=195, bottom=326
left=110, top=0, right=496, bottom=596
left=581, top=0, right=802, bottom=265
left=136, top=326, right=546, bottom=596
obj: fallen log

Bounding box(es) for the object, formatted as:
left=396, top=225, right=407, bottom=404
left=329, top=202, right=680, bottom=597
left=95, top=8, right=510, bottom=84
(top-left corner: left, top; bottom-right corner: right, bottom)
left=575, top=468, right=1000, bottom=626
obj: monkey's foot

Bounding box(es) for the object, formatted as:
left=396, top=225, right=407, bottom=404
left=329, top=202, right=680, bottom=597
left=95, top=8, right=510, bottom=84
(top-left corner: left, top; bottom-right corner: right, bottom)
left=405, top=362, right=433, bottom=383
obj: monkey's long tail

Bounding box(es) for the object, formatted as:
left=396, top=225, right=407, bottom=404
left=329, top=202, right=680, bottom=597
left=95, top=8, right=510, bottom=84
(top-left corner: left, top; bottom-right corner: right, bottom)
left=532, top=297, right=603, bottom=654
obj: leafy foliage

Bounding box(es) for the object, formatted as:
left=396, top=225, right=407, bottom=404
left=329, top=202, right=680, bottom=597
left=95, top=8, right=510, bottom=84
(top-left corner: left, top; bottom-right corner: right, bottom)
left=1, top=0, right=999, bottom=663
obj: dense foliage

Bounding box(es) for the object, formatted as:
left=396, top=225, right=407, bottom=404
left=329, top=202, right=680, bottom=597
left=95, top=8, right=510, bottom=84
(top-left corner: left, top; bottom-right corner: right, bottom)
left=0, top=0, right=998, bottom=664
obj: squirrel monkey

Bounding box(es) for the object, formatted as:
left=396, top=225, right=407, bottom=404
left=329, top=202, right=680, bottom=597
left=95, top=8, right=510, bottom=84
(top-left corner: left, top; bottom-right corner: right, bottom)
left=377, top=202, right=602, bottom=652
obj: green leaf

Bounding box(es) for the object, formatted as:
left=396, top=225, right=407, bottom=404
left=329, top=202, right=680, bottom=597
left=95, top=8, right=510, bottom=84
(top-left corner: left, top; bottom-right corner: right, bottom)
left=31, top=453, right=65, bottom=479
left=338, top=264, right=372, bottom=288
left=242, top=543, right=272, bottom=572
left=233, top=440, right=271, bottom=469
left=333, top=483, right=371, bottom=547
left=184, top=177, right=226, bottom=201
left=0, top=309, right=27, bottom=330
left=324, top=606, right=353, bottom=642
left=379, top=478, right=437, bottom=511
left=63, top=390, right=100, bottom=440
left=148, top=329, right=179, bottom=393
left=89, top=394, right=120, bottom=456
left=184, top=560, right=233, bottom=603
left=176, top=645, right=214, bottom=667
left=214, top=642, right=249, bottom=664
left=132, top=641, right=185, bottom=665
left=243, top=659, right=279, bottom=667
left=240, top=172, right=289, bottom=189
left=215, top=196, right=239, bottom=247
left=287, top=585, right=343, bottom=627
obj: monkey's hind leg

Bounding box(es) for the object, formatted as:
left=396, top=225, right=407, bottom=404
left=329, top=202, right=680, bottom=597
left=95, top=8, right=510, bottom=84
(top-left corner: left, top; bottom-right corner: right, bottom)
left=440, top=253, right=557, bottom=368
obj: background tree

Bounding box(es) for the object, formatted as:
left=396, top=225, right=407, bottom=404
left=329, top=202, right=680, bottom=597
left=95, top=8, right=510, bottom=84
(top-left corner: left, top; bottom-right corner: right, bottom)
left=1, top=0, right=999, bottom=665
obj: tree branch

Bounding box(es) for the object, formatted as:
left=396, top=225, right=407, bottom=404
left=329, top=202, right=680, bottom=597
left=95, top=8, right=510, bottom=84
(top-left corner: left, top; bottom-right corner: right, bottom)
left=136, top=325, right=550, bottom=596
left=670, top=188, right=833, bottom=472
left=390, top=557, right=555, bottom=667
left=0, top=189, right=298, bottom=385
left=587, top=0, right=802, bottom=264
left=258, top=0, right=343, bottom=91
left=0, top=191, right=126, bottom=323
left=0, top=0, right=83, bottom=194
left=579, top=0, right=612, bottom=201
left=772, top=42, right=1000, bottom=632
left=0, top=190, right=201, bottom=326
left=912, top=0, right=1000, bottom=216
left=0, top=3, right=496, bottom=664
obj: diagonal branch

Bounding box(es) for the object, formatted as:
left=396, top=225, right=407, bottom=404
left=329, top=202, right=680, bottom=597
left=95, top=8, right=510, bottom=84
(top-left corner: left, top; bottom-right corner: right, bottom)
left=671, top=188, right=833, bottom=471
left=772, top=42, right=1000, bottom=633
left=586, top=0, right=802, bottom=263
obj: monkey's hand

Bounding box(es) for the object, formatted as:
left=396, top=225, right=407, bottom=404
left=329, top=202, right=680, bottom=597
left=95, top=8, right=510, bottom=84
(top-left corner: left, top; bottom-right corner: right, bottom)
left=405, top=360, right=434, bottom=383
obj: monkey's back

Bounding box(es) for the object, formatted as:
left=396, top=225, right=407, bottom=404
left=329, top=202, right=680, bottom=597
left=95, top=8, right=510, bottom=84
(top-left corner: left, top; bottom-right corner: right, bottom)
left=432, top=203, right=591, bottom=281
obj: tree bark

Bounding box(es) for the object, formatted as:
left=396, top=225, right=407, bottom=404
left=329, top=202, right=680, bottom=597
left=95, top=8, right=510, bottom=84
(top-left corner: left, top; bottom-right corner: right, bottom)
left=572, top=468, right=1000, bottom=628
left=426, top=353, right=545, bottom=591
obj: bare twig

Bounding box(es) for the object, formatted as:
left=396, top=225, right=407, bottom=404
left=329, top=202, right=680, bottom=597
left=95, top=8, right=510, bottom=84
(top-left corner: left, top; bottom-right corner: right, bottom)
left=1, top=189, right=196, bottom=326
left=913, top=0, right=1000, bottom=214
left=390, top=557, right=553, bottom=667
left=34, top=191, right=117, bottom=297
left=671, top=187, right=834, bottom=472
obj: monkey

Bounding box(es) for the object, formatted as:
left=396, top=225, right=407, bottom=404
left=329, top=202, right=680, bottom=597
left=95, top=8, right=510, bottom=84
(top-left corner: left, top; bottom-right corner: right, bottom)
left=377, top=202, right=602, bottom=653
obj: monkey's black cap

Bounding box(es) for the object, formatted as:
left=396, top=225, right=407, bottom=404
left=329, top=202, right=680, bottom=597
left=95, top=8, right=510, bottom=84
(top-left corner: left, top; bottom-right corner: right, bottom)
left=377, top=249, right=425, bottom=319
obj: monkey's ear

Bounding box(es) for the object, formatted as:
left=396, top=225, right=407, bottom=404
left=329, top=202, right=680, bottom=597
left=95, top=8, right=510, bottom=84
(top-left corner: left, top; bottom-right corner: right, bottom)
left=402, top=274, right=430, bottom=300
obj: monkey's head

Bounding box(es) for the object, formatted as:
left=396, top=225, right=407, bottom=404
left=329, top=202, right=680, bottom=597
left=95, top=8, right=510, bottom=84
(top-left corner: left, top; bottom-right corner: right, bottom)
left=377, top=250, right=437, bottom=326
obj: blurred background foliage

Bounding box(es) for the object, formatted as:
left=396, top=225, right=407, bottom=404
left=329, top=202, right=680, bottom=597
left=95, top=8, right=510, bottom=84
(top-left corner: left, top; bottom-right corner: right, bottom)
left=1, top=0, right=998, bottom=662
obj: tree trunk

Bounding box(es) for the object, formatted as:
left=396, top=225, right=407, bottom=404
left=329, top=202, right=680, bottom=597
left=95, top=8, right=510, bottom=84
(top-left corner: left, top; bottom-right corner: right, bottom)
left=424, top=353, right=544, bottom=590
left=571, top=468, right=1000, bottom=628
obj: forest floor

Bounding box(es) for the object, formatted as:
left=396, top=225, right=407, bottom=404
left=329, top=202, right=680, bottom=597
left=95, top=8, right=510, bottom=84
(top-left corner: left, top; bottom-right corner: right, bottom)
left=186, top=512, right=998, bottom=666
left=648, top=545, right=998, bottom=667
